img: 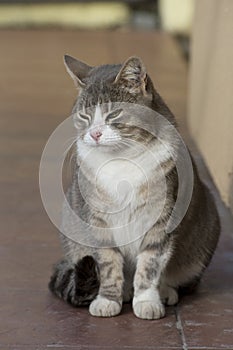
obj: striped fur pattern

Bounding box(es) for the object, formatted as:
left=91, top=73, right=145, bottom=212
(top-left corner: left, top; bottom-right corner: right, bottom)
left=49, top=56, right=220, bottom=319
left=49, top=256, right=99, bottom=306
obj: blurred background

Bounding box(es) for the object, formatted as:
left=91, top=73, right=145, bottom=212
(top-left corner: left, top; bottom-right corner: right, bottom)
left=0, top=0, right=232, bottom=213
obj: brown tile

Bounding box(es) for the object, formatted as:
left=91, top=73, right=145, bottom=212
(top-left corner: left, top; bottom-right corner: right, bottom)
left=0, top=290, right=182, bottom=349
left=179, top=293, right=233, bottom=349
left=178, top=223, right=233, bottom=349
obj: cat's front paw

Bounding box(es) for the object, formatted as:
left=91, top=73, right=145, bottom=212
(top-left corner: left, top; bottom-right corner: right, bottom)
left=133, top=288, right=165, bottom=320
left=89, top=296, right=122, bottom=317
left=133, top=300, right=165, bottom=320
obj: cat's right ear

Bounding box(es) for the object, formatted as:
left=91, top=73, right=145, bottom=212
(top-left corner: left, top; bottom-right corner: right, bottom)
left=64, top=55, right=92, bottom=88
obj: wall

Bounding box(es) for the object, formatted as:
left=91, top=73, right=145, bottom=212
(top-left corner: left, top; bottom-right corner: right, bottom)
left=188, top=0, right=233, bottom=213
left=159, top=0, right=194, bottom=35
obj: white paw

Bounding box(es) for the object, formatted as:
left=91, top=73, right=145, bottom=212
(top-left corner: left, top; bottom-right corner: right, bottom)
left=133, top=288, right=165, bottom=320
left=159, top=284, right=178, bottom=306
left=133, top=300, right=165, bottom=320
left=89, top=296, right=122, bottom=317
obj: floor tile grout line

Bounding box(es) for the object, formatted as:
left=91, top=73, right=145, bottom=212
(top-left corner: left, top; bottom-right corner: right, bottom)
left=175, top=305, right=188, bottom=350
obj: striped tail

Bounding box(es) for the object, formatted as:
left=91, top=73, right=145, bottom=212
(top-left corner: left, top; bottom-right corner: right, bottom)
left=49, top=256, right=100, bottom=306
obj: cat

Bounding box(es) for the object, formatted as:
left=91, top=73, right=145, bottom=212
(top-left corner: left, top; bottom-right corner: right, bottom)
left=49, top=55, right=220, bottom=319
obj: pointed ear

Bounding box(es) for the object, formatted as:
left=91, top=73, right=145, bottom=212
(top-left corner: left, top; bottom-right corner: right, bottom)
left=114, top=56, right=147, bottom=94
left=64, top=55, right=92, bottom=88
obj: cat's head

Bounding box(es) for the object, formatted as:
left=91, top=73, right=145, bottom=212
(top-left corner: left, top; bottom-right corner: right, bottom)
left=64, top=55, right=156, bottom=150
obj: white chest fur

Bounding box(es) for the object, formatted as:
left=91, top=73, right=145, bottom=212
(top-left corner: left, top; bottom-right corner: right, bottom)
left=77, top=140, right=171, bottom=254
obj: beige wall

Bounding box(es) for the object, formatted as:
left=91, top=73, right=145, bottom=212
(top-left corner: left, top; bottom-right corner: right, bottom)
left=188, top=0, right=233, bottom=213
left=159, top=0, right=194, bottom=35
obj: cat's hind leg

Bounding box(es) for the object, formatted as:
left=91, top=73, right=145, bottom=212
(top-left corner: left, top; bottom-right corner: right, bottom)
left=159, top=281, right=179, bottom=306
left=49, top=256, right=99, bottom=306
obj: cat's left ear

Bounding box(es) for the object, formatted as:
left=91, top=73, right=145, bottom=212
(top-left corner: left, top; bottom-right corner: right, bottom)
left=114, top=56, right=147, bottom=95
left=64, top=55, right=92, bottom=88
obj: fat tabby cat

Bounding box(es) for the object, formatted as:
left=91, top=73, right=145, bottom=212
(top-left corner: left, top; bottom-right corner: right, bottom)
left=49, top=55, right=220, bottom=319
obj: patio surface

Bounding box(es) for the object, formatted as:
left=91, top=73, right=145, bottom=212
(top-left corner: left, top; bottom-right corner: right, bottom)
left=0, top=29, right=232, bottom=350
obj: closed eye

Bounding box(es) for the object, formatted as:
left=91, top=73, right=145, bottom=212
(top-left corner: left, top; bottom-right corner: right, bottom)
left=78, top=112, right=91, bottom=124
left=105, top=108, right=123, bottom=123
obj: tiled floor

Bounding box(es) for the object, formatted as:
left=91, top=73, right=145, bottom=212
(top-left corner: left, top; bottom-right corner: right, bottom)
left=0, top=29, right=232, bottom=350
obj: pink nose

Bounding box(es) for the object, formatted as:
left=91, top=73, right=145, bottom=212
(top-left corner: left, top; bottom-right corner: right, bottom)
left=90, top=129, right=102, bottom=142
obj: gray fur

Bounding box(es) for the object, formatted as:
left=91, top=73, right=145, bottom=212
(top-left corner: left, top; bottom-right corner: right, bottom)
left=49, top=56, right=220, bottom=319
